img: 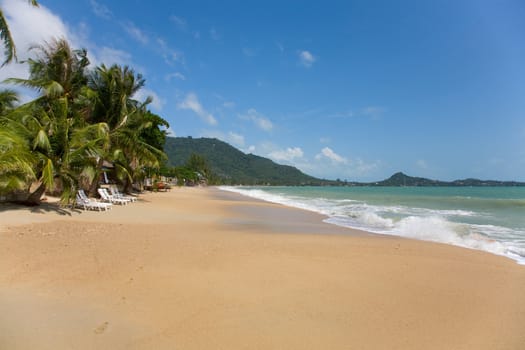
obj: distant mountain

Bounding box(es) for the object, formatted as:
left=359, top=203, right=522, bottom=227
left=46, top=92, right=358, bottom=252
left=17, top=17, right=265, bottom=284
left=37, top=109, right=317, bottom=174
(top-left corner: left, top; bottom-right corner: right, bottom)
left=372, top=172, right=525, bottom=187
left=373, top=172, right=448, bottom=186
left=164, top=137, right=321, bottom=185
left=164, top=137, right=525, bottom=186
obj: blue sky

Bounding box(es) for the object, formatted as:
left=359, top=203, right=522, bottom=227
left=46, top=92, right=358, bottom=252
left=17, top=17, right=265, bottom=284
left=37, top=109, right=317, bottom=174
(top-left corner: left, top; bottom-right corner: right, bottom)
left=2, top=0, right=525, bottom=181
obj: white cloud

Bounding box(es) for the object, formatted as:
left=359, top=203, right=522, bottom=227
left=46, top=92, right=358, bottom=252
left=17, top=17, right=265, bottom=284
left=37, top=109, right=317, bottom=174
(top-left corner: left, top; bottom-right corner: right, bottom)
left=309, top=148, right=381, bottom=180
left=0, top=0, right=140, bottom=79
left=134, top=88, right=165, bottom=111
left=89, top=0, right=112, bottom=20
left=325, top=110, right=354, bottom=119
left=228, top=132, right=245, bottom=147
left=165, top=72, right=186, bottom=81
left=315, top=147, right=348, bottom=164
left=0, top=0, right=72, bottom=84
left=240, top=108, right=273, bottom=132
left=2, top=0, right=70, bottom=57
left=269, top=147, right=304, bottom=162
left=351, top=158, right=380, bottom=176
left=223, top=101, right=235, bottom=108
left=177, top=93, right=217, bottom=126
left=164, top=126, right=176, bottom=137
left=299, top=50, right=316, bottom=67
left=156, top=37, right=181, bottom=66
left=122, top=21, right=149, bottom=45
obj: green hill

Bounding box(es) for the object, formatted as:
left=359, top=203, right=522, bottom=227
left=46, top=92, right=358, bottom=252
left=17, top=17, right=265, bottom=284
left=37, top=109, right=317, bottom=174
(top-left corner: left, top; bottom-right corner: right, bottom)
left=163, top=137, right=525, bottom=187
left=372, top=172, right=525, bottom=187
left=163, top=137, right=321, bottom=185
left=374, top=172, right=448, bottom=186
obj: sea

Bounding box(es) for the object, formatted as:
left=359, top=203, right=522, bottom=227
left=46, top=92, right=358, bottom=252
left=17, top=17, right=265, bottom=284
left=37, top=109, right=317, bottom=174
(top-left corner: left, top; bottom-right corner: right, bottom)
left=219, top=186, right=525, bottom=265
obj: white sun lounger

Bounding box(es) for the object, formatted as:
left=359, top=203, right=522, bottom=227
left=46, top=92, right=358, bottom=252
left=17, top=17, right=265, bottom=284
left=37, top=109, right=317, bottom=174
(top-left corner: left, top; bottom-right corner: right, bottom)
left=98, top=188, right=130, bottom=205
left=76, top=193, right=112, bottom=211
left=109, top=186, right=137, bottom=202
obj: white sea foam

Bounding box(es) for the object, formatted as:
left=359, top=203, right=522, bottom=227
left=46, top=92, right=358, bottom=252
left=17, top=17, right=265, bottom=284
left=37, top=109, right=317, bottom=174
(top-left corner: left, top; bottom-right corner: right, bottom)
left=219, top=186, right=525, bottom=265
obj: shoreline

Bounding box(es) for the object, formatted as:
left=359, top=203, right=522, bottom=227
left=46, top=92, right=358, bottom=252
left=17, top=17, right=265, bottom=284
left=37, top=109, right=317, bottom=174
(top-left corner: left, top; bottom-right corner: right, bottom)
left=1, top=187, right=525, bottom=349
left=217, top=185, right=525, bottom=266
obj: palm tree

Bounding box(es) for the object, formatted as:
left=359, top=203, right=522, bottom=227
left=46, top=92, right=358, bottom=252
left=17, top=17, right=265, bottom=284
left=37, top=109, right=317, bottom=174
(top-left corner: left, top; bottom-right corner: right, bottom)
left=111, top=100, right=167, bottom=192
left=88, top=64, right=145, bottom=127
left=0, top=89, right=35, bottom=196
left=2, top=38, right=167, bottom=204
left=0, top=0, right=39, bottom=66
left=4, top=38, right=106, bottom=205
left=0, top=88, right=19, bottom=113
left=0, top=127, right=36, bottom=197
left=87, top=64, right=166, bottom=194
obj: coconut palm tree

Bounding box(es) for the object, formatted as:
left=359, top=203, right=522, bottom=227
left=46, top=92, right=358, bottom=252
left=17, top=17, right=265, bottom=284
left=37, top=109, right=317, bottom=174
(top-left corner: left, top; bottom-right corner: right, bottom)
left=0, top=0, right=39, bottom=66
left=111, top=99, right=167, bottom=192
left=0, top=89, right=35, bottom=196
left=0, top=88, right=19, bottom=113
left=2, top=38, right=167, bottom=203
left=4, top=38, right=106, bottom=205
left=0, top=128, right=36, bottom=197
left=87, top=64, right=166, bottom=194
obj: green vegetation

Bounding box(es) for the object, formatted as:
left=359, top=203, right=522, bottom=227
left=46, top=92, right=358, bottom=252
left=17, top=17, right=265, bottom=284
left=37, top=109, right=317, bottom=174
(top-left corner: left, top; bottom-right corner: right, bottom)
left=0, top=37, right=168, bottom=205
left=163, top=137, right=322, bottom=185
left=373, top=172, right=525, bottom=187
left=163, top=138, right=525, bottom=187
left=161, top=153, right=212, bottom=186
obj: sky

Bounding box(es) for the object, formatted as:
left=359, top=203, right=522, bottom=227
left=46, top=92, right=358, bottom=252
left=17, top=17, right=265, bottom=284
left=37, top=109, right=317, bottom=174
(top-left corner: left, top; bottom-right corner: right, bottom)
left=2, top=0, right=525, bottom=181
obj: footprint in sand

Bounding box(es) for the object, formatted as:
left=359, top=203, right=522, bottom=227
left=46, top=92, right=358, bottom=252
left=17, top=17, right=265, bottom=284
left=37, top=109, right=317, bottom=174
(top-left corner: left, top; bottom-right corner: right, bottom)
left=94, top=321, right=109, bottom=334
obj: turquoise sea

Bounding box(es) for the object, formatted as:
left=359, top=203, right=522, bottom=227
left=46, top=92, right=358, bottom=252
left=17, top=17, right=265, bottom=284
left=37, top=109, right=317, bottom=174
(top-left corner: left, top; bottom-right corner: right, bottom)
left=219, top=186, right=525, bottom=265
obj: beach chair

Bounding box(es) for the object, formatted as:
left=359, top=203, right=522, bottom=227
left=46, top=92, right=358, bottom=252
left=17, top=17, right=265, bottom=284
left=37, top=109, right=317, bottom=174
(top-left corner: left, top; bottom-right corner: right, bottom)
left=76, top=192, right=112, bottom=211
left=98, top=188, right=130, bottom=205
left=109, top=186, right=137, bottom=202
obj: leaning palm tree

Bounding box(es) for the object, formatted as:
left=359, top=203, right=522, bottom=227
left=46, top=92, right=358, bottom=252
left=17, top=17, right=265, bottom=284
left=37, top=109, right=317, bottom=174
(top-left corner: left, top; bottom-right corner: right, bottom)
left=0, top=89, right=37, bottom=197
left=0, top=0, right=39, bottom=66
left=4, top=38, right=105, bottom=205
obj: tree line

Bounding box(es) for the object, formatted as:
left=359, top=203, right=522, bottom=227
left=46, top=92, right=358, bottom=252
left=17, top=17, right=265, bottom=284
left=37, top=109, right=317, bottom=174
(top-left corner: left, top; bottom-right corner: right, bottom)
left=0, top=36, right=169, bottom=205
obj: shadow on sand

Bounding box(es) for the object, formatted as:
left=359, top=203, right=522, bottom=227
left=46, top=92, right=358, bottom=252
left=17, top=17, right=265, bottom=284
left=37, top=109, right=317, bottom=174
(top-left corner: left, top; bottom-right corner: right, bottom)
left=0, top=201, right=74, bottom=216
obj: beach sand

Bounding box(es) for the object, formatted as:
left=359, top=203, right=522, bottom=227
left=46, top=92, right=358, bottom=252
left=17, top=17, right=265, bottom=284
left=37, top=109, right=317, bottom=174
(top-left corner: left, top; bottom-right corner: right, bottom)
left=1, top=187, right=524, bottom=349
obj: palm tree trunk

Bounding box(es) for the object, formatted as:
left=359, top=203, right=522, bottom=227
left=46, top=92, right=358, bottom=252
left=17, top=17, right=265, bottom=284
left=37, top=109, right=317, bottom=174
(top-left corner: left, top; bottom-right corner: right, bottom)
left=88, top=158, right=104, bottom=196
left=123, top=178, right=133, bottom=194
left=12, top=182, right=46, bottom=206
left=26, top=182, right=46, bottom=204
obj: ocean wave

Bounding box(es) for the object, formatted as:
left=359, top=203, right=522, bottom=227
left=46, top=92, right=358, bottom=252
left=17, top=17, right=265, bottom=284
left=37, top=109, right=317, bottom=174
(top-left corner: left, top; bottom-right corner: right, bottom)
left=219, top=186, right=525, bottom=265
left=327, top=215, right=525, bottom=265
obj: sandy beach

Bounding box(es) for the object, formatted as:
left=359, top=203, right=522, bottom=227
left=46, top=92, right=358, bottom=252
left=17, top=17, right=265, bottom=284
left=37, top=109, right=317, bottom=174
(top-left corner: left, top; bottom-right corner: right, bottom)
left=1, top=187, right=524, bottom=349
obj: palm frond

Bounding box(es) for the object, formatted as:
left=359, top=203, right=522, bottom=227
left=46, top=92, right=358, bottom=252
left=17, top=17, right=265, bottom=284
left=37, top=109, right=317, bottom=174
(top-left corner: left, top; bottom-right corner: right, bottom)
left=0, top=10, right=16, bottom=66
left=33, top=128, right=51, bottom=151
left=40, top=158, right=55, bottom=190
